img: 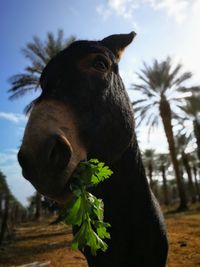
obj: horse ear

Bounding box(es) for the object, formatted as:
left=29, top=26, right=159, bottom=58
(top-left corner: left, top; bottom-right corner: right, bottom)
left=101, top=31, right=136, bottom=61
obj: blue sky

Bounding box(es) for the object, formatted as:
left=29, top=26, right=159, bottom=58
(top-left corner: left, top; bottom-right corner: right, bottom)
left=1, top=0, right=200, bottom=206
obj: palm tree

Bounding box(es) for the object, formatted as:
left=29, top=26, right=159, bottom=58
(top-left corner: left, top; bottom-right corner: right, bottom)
left=142, top=149, right=155, bottom=189
left=35, top=191, right=42, bottom=220
left=0, top=170, right=10, bottom=244
left=157, top=153, right=170, bottom=206
left=193, top=165, right=200, bottom=202
left=27, top=192, right=42, bottom=220
left=8, top=29, right=75, bottom=103
left=0, top=170, right=26, bottom=243
left=176, top=135, right=196, bottom=203
left=178, top=96, right=200, bottom=161
left=143, top=149, right=161, bottom=198
left=132, top=57, right=200, bottom=210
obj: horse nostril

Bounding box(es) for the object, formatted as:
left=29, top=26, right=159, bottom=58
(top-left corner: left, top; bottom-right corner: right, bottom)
left=47, top=135, right=72, bottom=171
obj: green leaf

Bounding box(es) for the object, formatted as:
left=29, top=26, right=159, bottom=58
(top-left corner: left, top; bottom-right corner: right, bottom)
left=70, top=222, right=87, bottom=250
left=97, top=225, right=111, bottom=239
left=63, top=196, right=83, bottom=226
left=86, top=227, right=108, bottom=256
left=87, top=193, right=104, bottom=221
left=61, top=159, right=113, bottom=255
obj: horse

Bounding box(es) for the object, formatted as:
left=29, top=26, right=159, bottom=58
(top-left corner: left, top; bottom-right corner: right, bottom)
left=18, top=32, right=168, bottom=267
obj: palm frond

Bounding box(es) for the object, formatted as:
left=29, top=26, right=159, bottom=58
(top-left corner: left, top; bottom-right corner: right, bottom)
left=146, top=113, right=156, bottom=127
left=147, top=115, right=159, bottom=139
left=46, top=32, right=60, bottom=59
left=22, top=36, right=47, bottom=64
left=8, top=86, right=39, bottom=100
left=25, top=63, right=44, bottom=74
left=168, top=62, right=182, bottom=85
left=134, top=103, right=154, bottom=127
left=133, top=106, right=146, bottom=114
left=8, top=74, right=40, bottom=99
left=8, top=30, right=76, bottom=101
left=172, top=72, right=192, bottom=87
left=140, top=58, right=172, bottom=93
left=177, top=95, right=200, bottom=118
left=132, top=84, right=157, bottom=98
left=177, top=86, right=200, bottom=94
left=137, top=71, right=157, bottom=90
left=132, top=98, right=148, bottom=106
left=65, top=36, right=76, bottom=47
left=23, top=99, right=38, bottom=114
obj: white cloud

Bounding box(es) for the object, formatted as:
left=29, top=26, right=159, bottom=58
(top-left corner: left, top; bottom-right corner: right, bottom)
left=192, top=0, right=200, bottom=15
left=96, top=4, right=112, bottom=20
left=173, top=0, right=200, bottom=81
left=96, top=0, right=197, bottom=24
left=0, top=112, right=27, bottom=123
left=146, top=0, right=190, bottom=24
left=96, top=0, right=139, bottom=21
left=108, top=0, right=139, bottom=19
left=68, top=6, right=79, bottom=16
left=0, top=151, right=17, bottom=165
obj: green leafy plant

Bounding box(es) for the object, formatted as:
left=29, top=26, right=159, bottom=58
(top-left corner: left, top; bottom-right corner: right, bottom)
left=61, top=159, right=113, bottom=255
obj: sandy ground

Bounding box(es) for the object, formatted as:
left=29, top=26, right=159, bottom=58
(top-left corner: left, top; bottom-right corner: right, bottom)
left=166, top=211, right=200, bottom=267
left=0, top=209, right=200, bottom=267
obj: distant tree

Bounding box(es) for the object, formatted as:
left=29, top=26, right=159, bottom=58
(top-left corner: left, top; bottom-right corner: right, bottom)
left=193, top=165, right=200, bottom=202
left=0, top=170, right=8, bottom=194
left=132, top=57, right=200, bottom=210
left=178, top=96, right=200, bottom=161
left=0, top=170, right=26, bottom=243
left=142, top=149, right=155, bottom=188
left=8, top=29, right=75, bottom=106
left=157, top=153, right=170, bottom=206
left=27, top=192, right=45, bottom=220
left=35, top=192, right=42, bottom=220
left=176, top=135, right=196, bottom=203
left=0, top=170, right=10, bottom=244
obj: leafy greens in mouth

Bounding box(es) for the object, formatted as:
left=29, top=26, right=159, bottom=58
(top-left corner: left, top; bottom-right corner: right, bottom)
left=60, top=159, right=113, bottom=255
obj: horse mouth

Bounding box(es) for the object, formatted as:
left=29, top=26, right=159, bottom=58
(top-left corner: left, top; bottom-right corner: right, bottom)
left=18, top=130, right=87, bottom=205
left=49, top=183, right=74, bottom=206
left=39, top=159, right=86, bottom=205
left=20, top=164, right=68, bottom=205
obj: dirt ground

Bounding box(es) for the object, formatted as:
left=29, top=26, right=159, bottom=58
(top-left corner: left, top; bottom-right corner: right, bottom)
left=0, top=209, right=200, bottom=267
left=166, top=210, right=200, bottom=267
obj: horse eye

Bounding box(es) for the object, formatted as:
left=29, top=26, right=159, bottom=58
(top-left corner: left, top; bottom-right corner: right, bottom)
left=93, top=58, right=108, bottom=71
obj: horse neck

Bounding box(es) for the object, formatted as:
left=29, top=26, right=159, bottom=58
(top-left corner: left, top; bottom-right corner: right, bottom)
left=85, top=140, right=168, bottom=267
left=85, top=141, right=155, bottom=266
left=102, top=140, right=152, bottom=215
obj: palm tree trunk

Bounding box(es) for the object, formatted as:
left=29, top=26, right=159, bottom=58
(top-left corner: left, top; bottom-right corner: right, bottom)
left=148, top=162, right=154, bottom=188
left=181, top=152, right=196, bottom=203
left=193, top=120, right=200, bottom=161
left=159, top=96, right=187, bottom=210
left=35, top=192, right=42, bottom=221
left=193, top=166, right=200, bottom=202
left=0, top=196, right=2, bottom=216
left=0, top=194, right=9, bottom=244
left=148, top=162, right=159, bottom=198
left=161, top=165, right=169, bottom=205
